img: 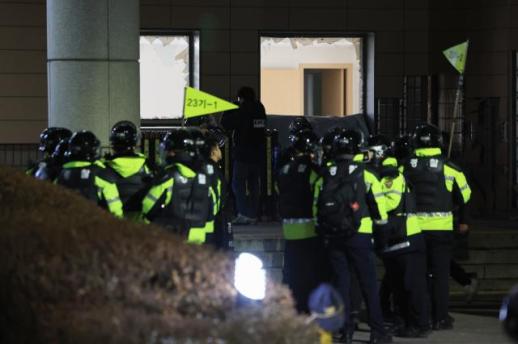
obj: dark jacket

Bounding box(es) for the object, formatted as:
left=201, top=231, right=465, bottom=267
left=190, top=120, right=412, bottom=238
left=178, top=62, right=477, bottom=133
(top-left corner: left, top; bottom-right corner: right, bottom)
left=221, top=100, right=266, bottom=164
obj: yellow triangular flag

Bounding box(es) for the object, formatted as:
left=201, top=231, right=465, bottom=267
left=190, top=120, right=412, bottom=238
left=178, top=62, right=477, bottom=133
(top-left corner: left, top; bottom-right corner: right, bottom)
left=183, top=87, right=238, bottom=118
left=443, top=41, right=469, bottom=74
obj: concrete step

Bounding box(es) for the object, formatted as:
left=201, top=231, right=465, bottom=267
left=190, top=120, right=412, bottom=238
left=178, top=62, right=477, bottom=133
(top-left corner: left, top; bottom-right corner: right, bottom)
left=232, top=222, right=518, bottom=293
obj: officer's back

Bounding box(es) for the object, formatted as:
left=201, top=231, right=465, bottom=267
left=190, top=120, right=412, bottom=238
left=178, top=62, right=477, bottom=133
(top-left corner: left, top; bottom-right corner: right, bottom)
left=103, top=121, right=154, bottom=220
left=142, top=129, right=211, bottom=244
left=56, top=130, right=123, bottom=218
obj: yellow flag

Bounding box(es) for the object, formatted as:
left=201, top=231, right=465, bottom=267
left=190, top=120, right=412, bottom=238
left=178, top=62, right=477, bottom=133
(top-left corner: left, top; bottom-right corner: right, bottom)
left=183, top=87, right=238, bottom=118
left=443, top=41, right=469, bottom=74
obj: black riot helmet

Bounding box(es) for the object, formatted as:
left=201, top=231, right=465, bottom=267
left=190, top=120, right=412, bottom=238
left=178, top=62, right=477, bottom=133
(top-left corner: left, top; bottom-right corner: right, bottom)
left=109, top=121, right=139, bottom=153
left=288, top=117, right=313, bottom=135
left=51, top=139, right=70, bottom=166
left=160, top=128, right=197, bottom=164
left=290, top=129, right=319, bottom=154
left=320, top=127, right=342, bottom=159
left=65, top=131, right=100, bottom=162
left=332, top=129, right=363, bottom=155
left=413, top=123, right=442, bottom=148
left=392, top=135, right=414, bottom=162
left=367, top=134, right=391, bottom=160
left=188, top=128, right=206, bottom=153
left=39, top=127, right=72, bottom=154
left=500, top=285, right=518, bottom=341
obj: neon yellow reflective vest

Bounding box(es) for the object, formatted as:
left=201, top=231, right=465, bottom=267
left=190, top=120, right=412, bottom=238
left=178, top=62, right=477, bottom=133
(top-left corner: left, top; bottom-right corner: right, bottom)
left=381, top=157, right=420, bottom=237
left=401, top=147, right=471, bottom=231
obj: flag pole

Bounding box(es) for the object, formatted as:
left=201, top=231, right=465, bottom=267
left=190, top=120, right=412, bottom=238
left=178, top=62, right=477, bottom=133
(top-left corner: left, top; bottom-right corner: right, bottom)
left=447, top=74, right=464, bottom=158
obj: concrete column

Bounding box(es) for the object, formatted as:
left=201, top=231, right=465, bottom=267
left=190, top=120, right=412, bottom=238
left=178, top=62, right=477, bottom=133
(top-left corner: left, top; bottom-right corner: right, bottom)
left=47, top=0, right=140, bottom=145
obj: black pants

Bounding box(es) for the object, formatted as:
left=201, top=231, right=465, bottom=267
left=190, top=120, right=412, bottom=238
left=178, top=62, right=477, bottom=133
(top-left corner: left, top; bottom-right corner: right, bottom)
left=424, top=231, right=454, bottom=324
left=383, top=247, right=429, bottom=328
left=328, top=234, right=385, bottom=337
left=283, top=237, right=323, bottom=313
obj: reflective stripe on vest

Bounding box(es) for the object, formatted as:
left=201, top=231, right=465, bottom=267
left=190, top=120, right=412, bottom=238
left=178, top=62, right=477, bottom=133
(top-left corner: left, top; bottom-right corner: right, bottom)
left=416, top=211, right=453, bottom=231
left=187, top=227, right=207, bottom=244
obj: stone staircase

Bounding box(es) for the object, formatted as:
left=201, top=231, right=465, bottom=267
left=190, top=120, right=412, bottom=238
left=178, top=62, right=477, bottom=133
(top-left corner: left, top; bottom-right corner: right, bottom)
left=232, top=220, right=518, bottom=314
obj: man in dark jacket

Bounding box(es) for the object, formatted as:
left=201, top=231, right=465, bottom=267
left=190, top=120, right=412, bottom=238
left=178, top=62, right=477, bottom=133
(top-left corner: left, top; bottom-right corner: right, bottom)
left=221, top=86, right=266, bottom=225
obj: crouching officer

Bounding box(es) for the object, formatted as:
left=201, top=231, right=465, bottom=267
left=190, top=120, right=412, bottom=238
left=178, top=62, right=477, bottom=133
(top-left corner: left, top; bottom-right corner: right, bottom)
left=103, top=121, right=155, bottom=222
left=315, top=129, right=391, bottom=344
left=402, top=123, right=471, bottom=330
left=55, top=131, right=123, bottom=218
left=368, top=135, right=430, bottom=338
left=28, top=127, right=72, bottom=181
left=277, top=128, right=322, bottom=313
left=142, top=129, right=212, bottom=244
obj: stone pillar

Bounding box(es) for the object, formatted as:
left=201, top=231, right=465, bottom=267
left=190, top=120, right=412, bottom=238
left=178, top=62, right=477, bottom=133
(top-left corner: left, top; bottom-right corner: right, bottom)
left=47, top=0, right=140, bottom=145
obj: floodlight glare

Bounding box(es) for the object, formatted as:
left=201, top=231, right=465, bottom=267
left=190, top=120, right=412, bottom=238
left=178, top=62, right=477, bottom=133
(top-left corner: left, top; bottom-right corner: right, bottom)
left=234, top=252, right=266, bottom=301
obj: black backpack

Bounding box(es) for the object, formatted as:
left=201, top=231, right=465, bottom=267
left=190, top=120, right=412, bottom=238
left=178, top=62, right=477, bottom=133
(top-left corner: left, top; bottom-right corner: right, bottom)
left=317, top=162, right=365, bottom=239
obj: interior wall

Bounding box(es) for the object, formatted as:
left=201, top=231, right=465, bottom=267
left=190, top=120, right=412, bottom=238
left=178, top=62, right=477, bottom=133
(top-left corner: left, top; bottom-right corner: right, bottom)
left=260, top=69, right=300, bottom=115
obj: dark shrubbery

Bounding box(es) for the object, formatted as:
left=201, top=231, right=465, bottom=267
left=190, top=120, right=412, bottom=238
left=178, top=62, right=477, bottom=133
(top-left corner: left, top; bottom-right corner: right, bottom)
left=0, top=167, right=319, bottom=343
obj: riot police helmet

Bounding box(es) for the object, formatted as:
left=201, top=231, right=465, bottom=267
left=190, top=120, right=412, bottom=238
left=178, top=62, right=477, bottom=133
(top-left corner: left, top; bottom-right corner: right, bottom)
left=290, top=129, right=319, bottom=155
left=332, top=128, right=363, bottom=155
left=413, top=123, right=442, bottom=148
left=109, top=121, right=138, bottom=152
left=51, top=139, right=70, bottom=166
left=160, top=128, right=197, bottom=163
left=367, top=134, right=391, bottom=160
left=39, top=127, right=72, bottom=154
left=288, top=116, right=313, bottom=135
left=65, top=131, right=100, bottom=162
left=320, top=127, right=342, bottom=159
left=392, top=135, right=414, bottom=162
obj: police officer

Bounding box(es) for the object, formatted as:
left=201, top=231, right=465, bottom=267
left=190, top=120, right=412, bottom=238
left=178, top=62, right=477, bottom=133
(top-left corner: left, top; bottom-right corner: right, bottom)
left=201, top=131, right=233, bottom=250
left=277, top=128, right=322, bottom=313
left=315, top=129, right=391, bottom=344
left=142, top=129, right=212, bottom=244
left=189, top=128, right=223, bottom=247
left=402, top=123, right=471, bottom=330
left=103, top=121, right=155, bottom=222
left=28, top=127, right=72, bottom=181
left=55, top=131, right=123, bottom=218
left=368, top=135, right=430, bottom=338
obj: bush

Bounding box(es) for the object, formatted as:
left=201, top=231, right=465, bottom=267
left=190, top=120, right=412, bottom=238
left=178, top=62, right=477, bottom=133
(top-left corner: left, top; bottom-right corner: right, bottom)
left=0, top=167, right=319, bottom=343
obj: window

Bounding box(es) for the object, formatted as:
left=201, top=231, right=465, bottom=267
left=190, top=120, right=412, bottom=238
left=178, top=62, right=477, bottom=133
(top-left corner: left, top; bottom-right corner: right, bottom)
left=260, top=36, right=364, bottom=117
left=139, top=32, right=199, bottom=122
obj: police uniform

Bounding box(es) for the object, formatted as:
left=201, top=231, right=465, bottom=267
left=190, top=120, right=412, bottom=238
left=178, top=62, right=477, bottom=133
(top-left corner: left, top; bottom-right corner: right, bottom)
left=277, top=151, right=322, bottom=313
left=56, top=160, right=123, bottom=218
left=402, top=147, right=471, bottom=328
left=378, top=157, right=429, bottom=336
left=104, top=152, right=155, bottom=222
left=315, top=153, right=389, bottom=343
left=142, top=162, right=212, bottom=244
left=199, top=159, right=223, bottom=246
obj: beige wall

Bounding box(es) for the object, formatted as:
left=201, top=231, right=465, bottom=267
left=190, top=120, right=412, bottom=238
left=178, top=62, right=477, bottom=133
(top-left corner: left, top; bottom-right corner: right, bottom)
left=260, top=69, right=300, bottom=115
left=0, top=1, right=46, bottom=143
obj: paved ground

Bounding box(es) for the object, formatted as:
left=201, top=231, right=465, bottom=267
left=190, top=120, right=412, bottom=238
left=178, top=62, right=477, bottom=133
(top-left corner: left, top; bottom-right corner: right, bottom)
left=349, top=313, right=512, bottom=343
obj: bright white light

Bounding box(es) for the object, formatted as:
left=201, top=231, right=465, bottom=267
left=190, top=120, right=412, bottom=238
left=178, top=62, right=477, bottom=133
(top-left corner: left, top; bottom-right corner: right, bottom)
left=234, top=253, right=266, bottom=301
